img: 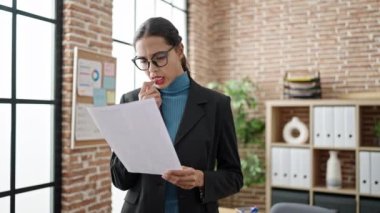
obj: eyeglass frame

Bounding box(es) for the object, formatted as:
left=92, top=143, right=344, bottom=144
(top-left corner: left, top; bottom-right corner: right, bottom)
left=131, top=46, right=175, bottom=71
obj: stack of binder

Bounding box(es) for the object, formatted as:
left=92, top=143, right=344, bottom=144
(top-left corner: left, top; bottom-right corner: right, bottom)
left=313, top=106, right=356, bottom=148
left=271, top=147, right=310, bottom=188
left=283, top=71, right=321, bottom=99
left=360, top=151, right=380, bottom=195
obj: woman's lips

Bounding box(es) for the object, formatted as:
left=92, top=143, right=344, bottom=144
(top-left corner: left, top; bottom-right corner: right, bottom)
left=153, top=76, right=165, bottom=85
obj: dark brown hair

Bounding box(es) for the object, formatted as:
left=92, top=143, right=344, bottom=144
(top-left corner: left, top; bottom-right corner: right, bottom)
left=133, top=17, right=189, bottom=72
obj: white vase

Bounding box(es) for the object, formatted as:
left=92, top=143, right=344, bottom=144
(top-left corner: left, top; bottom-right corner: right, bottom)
left=326, top=151, right=342, bottom=189
left=282, top=116, right=309, bottom=145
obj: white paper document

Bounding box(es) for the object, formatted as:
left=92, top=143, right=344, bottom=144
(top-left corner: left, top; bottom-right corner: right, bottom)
left=87, top=99, right=181, bottom=175
left=75, top=103, right=103, bottom=141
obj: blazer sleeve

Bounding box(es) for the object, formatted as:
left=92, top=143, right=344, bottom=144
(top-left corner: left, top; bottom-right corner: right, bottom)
left=110, top=90, right=141, bottom=191
left=203, top=96, right=243, bottom=202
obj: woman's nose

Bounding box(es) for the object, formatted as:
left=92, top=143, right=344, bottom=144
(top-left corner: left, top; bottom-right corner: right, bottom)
left=148, top=62, right=158, bottom=73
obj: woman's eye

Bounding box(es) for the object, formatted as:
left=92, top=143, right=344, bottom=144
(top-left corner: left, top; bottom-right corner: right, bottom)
left=153, top=52, right=167, bottom=59
left=155, top=56, right=166, bottom=60
left=139, top=59, right=148, bottom=64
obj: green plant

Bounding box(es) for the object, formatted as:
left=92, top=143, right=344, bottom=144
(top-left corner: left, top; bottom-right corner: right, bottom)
left=241, top=153, right=265, bottom=187
left=208, top=78, right=265, bottom=187
left=374, top=121, right=380, bottom=138
left=208, top=78, right=265, bottom=145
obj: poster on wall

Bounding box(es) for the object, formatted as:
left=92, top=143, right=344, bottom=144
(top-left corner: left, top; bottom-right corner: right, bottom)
left=71, top=47, right=117, bottom=148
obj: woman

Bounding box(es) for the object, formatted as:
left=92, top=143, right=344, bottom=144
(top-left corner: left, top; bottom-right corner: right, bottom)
left=110, top=17, right=243, bottom=213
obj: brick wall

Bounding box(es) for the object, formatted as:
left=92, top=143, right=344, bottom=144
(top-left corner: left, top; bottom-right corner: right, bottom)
left=61, top=0, right=113, bottom=212
left=187, top=0, right=216, bottom=84
left=188, top=0, right=380, bottom=212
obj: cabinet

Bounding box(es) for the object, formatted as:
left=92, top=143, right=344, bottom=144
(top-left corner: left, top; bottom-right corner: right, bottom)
left=266, top=100, right=380, bottom=213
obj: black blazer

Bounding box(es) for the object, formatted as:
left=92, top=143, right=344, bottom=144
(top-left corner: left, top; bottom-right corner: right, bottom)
left=110, top=78, right=243, bottom=213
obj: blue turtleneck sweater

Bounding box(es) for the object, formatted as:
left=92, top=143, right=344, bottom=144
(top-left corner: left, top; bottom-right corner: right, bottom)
left=160, top=72, right=190, bottom=213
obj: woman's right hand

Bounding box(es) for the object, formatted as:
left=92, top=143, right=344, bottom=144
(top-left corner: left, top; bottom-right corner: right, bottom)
left=138, top=81, right=162, bottom=107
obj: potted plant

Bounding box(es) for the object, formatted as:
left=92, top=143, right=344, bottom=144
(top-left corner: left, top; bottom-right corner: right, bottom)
left=374, top=120, right=380, bottom=146
left=208, top=77, right=265, bottom=187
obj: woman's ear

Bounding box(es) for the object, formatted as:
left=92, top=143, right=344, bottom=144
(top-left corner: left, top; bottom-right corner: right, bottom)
left=175, top=43, right=184, bottom=58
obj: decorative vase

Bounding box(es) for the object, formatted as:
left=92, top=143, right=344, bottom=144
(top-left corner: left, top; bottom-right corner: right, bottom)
left=326, top=151, right=342, bottom=189
left=282, top=116, right=309, bottom=145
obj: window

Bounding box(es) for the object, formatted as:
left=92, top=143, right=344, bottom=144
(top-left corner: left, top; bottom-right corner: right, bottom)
left=0, top=1, right=62, bottom=212
left=111, top=0, right=187, bottom=211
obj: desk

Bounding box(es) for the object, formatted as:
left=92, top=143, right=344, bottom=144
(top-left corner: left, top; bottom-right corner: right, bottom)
left=219, top=207, right=236, bottom=213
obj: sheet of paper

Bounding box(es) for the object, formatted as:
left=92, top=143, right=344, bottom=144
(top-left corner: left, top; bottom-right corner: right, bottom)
left=75, top=103, right=103, bottom=141
left=104, top=62, right=115, bottom=76
left=77, top=58, right=102, bottom=97
left=93, top=88, right=107, bottom=107
left=87, top=99, right=181, bottom=175
left=106, top=91, right=115, bottom=104
left=103, top=76, right=116, bottom=89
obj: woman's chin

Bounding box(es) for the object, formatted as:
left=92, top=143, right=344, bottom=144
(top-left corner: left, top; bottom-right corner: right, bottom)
left=155, top=84, right=167, bottom=89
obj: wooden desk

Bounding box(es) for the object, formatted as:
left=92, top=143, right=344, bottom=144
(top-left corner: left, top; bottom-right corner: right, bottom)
left=219, top=207, right=236, bottom=213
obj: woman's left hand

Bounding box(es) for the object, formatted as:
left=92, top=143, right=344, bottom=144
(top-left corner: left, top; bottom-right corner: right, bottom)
left=162, top=166, right=204, bottom=190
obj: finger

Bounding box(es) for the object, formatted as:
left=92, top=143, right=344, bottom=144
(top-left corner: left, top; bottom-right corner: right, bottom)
left=166, top=178, right=195, bottom=189
left=179, top=176, right=199, bottom=186
left=141, top=93, right=161, bottom=102
left=140, top=81, right=154, bottom=94
left=144, top=90, right=160, bottom=99
left=155, top=97, right=162, bottom=107
left=162, top=174, right=197, bottom=190
left=176, top=182, right=196, bottom=190
left=162, top=174, right=180, bottom=184
left=164, top=174, right=197, bottom=186
left=144, top=90, right=156, bottom=97
left=139, top=82, right=159, bottom=101
left=165, top=168, right=195, bottom=177
left=138, top=82, right=153, bottom=100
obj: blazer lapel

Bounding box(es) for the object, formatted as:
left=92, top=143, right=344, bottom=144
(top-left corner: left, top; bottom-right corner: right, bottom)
left=174, top=80, right=207, bottom=145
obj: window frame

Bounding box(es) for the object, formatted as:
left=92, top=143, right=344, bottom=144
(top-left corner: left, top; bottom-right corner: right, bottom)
left=0, top=1, right=62, bottom=212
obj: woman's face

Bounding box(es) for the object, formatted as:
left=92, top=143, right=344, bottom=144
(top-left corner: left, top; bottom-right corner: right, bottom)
left=134, top=36, right=184, bottom=89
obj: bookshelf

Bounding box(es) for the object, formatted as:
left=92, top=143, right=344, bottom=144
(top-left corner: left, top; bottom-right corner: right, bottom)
left=266, top=100, right=380, bottom=213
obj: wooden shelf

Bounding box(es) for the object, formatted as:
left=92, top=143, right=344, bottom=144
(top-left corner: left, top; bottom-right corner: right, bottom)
left=313, top=186, right=356, bottom=195
left=359, top=147, right=380, bottom=152
left=271, top=142, right=310, bottom=148
left=271, top=185, right=310, bottom=191
left=267, top=99, right=380, bottom=107
left=313, top=146, right=356, bottom=151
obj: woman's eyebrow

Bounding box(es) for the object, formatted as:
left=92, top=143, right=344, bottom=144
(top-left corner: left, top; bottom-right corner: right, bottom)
left=135, top=49, right=166, bottom=59
left=152, top=50, right=166, bottom=55
left=135, top=56, right=147, bottom=60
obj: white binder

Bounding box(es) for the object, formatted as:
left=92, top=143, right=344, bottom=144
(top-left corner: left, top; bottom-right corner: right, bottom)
left=313, top=107, right=324, bottom=147
left=290, top=148, right=300, bottom=187
left=279, top=148, right=291, bottom=185
left=370, top=152, right=380, bottom=195
left=271, top=147, right=281, bottom=185
left=344, top=106, right=356, bottom=148
left=323, top=107, right=334, bottom=147
left=333, top=107, right=345, bottom=147
left=360, top=152, right=371, bottom=194
left=299, top=148, right=311, bottom=188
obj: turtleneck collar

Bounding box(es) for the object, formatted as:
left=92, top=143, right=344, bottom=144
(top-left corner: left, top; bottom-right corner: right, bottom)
left=160, top=72, right=190, bottom=95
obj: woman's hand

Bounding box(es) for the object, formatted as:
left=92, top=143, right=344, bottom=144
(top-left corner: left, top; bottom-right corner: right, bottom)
left=138, top=81, right=162, bottom=107
left=162, top=166, right=204, bottom=190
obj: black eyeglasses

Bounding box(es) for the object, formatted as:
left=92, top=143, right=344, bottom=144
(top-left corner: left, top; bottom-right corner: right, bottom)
left=132, top=46, right=175, bottom=71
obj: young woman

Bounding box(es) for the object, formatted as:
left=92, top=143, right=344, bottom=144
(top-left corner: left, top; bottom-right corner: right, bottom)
left=110, top=17, right=243, bottom=213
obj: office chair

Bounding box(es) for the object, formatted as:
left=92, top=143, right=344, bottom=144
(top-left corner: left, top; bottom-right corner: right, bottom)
left=271, top=202, right=338, bottom=213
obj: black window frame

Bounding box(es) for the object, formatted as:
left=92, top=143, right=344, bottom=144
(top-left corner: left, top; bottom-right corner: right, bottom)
left=0, top=0, right=62, bottom=212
